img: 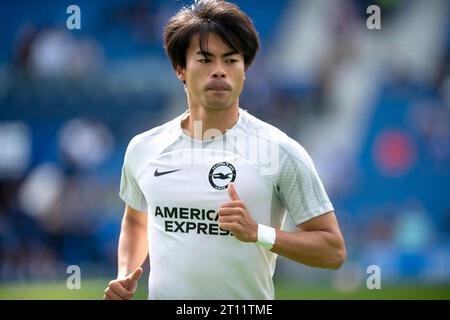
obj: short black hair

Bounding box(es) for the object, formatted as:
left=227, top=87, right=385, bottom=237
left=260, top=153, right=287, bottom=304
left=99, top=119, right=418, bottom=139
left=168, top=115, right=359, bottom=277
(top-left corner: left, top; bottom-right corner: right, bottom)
left=163, top=0, right=260, bottom=71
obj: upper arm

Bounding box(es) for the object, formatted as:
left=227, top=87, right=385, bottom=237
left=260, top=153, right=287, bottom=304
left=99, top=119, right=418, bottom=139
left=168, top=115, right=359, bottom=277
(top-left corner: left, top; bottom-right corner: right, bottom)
left=297, top=211, right=343, bottom=239
left=276, top=138, right=334, bottom=225
left=119, top=139, right=148, bottom=212
left=123, top=204, right=147, bottom=228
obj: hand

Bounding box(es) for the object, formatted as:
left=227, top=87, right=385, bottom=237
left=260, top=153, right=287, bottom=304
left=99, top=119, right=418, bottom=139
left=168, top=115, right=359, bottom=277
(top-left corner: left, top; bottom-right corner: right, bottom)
left=104, top=267, right=143, bottom=300
left=218, top=183, right=258, bottom=242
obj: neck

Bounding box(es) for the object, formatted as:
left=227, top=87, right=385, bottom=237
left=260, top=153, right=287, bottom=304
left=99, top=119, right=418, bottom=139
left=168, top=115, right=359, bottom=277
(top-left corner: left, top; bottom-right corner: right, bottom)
left=182, top=101, right=239, bottom=140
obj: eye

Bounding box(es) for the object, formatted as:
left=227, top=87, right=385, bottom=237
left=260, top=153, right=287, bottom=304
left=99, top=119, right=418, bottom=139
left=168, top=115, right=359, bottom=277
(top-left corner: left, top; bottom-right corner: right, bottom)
left=226, top=59, right=238, bottom=64
left=198, top=59, right=210, bottom=63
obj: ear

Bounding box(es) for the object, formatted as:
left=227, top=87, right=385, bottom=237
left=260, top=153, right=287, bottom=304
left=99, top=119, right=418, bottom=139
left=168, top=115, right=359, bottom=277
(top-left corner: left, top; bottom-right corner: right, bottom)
left=176, top=66, right=186, bottom=83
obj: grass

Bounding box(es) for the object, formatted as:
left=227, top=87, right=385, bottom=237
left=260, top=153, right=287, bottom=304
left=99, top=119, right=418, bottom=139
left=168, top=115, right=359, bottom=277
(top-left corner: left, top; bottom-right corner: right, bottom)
left=274, top=282, right=450, bottom=300
left=0, top=279, right=449, bottom=300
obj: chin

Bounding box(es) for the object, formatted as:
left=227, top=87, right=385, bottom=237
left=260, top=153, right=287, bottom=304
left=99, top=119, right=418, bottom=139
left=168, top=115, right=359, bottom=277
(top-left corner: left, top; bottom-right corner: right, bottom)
left=205, top=101, right=232, bottom=110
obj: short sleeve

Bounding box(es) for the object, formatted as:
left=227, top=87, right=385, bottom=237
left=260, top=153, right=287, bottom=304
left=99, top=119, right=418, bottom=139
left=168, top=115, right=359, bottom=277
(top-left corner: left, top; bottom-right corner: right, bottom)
left=119, top=143, right=148, bottom=212
left=276, top=138, right=334, bottom=225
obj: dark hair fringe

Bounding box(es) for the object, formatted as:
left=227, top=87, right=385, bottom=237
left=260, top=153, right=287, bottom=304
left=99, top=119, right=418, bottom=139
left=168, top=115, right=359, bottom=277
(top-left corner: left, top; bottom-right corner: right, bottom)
left=163, top=0, right=260, bottom=71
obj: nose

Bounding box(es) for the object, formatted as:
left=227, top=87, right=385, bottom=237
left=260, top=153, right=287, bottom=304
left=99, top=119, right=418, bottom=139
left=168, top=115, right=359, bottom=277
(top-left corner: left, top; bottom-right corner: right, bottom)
left=211, top=62, right=226, bottom=78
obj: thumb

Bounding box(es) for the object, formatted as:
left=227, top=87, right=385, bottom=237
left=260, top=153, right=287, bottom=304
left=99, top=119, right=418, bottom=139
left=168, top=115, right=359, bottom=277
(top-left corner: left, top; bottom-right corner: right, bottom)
left=227, top=182, right=240, bottom=201
left=129, top=267, right=143, bottom=282
left=122, top=267, right=143, bottom=289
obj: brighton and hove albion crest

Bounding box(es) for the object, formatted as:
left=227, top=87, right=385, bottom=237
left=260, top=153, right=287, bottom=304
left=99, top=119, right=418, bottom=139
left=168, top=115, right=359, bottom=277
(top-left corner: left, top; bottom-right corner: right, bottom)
left=208, top=162, right=236, bottom=190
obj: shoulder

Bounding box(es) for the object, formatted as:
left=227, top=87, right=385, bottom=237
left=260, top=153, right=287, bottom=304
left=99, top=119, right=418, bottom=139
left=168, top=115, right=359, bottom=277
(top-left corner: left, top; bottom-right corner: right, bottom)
left=240, top=110, right=312, bottom=164
left=126, top=120, right=175, bottom=153
left=238, top=109, right=286, bottom=138
left=124, top=115, right=181, bottom=168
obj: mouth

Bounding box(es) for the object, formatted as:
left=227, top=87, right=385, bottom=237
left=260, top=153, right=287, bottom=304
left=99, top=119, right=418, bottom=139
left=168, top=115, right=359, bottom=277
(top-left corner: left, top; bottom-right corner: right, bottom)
left=206, top=89, right=230, bottom=97
left=205, top=83, right=232, bottom=92
left=207, top=87, right=230, bottom=91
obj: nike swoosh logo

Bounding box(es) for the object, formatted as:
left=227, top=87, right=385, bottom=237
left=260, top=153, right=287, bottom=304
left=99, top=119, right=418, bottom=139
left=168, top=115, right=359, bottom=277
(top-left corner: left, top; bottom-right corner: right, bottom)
left=154, top=168, right=181, bottom=177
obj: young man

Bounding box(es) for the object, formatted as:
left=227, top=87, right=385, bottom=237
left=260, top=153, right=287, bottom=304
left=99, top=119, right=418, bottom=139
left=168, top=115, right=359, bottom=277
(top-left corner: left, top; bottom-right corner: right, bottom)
left=104, top=0, right=346, bottom=300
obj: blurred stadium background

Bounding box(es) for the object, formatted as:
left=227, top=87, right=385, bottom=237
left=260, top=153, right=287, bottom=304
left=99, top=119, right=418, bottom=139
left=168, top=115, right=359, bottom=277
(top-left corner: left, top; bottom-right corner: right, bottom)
left=0, top=0, right=449, bottom=299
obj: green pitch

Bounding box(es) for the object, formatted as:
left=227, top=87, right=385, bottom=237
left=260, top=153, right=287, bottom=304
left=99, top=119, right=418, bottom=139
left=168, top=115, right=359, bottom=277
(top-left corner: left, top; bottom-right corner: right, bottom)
left=0, top=280, right=449, bottom=299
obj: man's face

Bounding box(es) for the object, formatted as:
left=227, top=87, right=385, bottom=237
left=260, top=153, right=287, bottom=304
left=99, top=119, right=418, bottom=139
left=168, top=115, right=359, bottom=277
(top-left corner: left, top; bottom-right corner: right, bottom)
left=177, top=33, right=245, bottom=110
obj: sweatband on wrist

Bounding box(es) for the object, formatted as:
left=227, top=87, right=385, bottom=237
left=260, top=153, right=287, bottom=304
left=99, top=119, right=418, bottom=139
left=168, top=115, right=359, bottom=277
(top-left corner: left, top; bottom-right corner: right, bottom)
left=256, top=224, right=276, bottom=250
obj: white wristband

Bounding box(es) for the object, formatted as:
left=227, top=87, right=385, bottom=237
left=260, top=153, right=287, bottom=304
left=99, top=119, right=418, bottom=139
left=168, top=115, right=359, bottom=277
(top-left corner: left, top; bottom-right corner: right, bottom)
left=256, top=224, right=276, bottom=250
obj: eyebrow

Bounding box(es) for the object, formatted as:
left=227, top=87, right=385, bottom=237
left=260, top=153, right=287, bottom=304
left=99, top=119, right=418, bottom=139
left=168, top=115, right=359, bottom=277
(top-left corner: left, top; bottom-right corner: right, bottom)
left=195, top=50, right=239, bottom=58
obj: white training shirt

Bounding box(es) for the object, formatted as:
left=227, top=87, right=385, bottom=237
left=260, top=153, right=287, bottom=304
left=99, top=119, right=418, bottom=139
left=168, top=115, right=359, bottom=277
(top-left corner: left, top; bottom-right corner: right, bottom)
left=119, top=108, right=334, bottom=300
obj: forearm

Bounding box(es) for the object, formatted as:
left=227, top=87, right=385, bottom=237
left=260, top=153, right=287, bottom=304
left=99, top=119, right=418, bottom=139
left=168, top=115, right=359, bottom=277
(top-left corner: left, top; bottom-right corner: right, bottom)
left=217, top=186, right=346, bottom=269
left=117, top=217, right=148, bottom=278
left=271, top=228, right=346, bottom=269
